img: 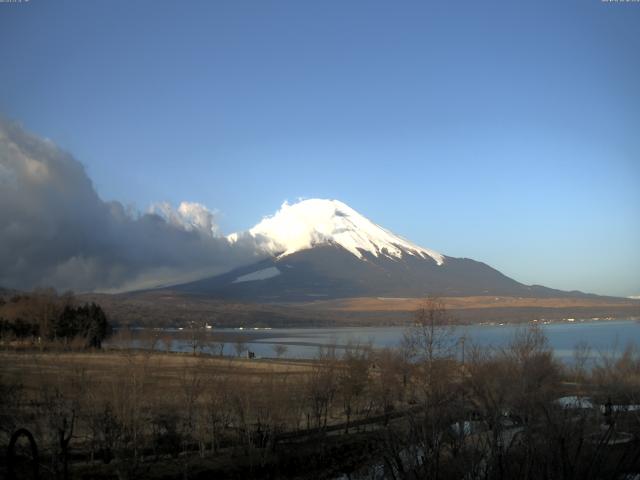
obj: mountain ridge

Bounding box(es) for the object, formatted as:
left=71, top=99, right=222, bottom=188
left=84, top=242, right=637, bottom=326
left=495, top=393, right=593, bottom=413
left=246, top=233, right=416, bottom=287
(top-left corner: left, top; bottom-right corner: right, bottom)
left=151, top=198, right=609, bottom=302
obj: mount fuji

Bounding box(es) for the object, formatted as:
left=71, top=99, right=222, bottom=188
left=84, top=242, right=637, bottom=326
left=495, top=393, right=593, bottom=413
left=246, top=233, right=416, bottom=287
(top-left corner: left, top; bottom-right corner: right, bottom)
left=171, top=199, right=582, bottom=301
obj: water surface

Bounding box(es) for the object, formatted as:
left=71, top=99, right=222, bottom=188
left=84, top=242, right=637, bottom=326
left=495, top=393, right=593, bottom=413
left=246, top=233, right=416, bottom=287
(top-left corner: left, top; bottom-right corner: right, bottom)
left=118, top=318, right=640, bottom=363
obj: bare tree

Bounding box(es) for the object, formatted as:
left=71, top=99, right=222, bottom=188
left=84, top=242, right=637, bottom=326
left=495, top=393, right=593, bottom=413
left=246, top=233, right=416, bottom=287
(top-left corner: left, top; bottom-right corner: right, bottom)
left=272, top=344, right=288, bottom=359
left=571, top=340, right=592, bottom=385
left=184, top=324, right=207, bottom=356
left=403, top=296, right=458, bottom=364
left=138, top=329, right=161, bottom=353
left=203, top=332, right=226, bottom=357
left=370, top=348, right=406, bottom=424
left=203, top=370, right=233, bottom=454
left=305, top=345, right=338, bottom=430
left=338, top=341, right=371, bottom=433
left=112, top=325, right=135, bottom=351
left=233, top=337, right=248, bottom=358
left=380, top=297, right=464, bottom=479
left=106, top=351, right=152, bottom=478
left=35, top=363, right=88, bottom=480
left=0, top=372, right=24, bottom=438
left=161, top=333, right=174, bottom=354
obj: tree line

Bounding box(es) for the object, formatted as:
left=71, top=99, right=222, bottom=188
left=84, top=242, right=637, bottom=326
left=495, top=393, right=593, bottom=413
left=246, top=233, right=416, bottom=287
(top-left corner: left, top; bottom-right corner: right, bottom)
left=0, top=289, right=111, bottom=348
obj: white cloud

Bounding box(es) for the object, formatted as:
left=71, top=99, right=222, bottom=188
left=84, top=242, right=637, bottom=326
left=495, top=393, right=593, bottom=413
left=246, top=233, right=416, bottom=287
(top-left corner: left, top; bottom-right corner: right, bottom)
left=149, top=201, right=219, bottom=236
left=0, top=119, right=267, bottom=293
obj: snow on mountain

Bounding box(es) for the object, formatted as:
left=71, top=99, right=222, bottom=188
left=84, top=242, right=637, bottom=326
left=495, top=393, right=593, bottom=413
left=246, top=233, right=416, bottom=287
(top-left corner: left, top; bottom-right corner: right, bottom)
left=232, top=267, right=281, bottom=283
left=234, top=199, right=444, bottom=265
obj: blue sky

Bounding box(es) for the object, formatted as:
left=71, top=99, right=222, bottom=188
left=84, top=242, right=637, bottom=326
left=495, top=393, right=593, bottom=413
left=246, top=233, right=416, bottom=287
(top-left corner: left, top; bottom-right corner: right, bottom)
left=1, top=0, right=639, bottom=296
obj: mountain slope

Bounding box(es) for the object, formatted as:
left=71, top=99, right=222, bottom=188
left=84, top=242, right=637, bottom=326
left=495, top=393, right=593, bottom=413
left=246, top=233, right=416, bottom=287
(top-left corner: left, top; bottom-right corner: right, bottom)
left=172, top=198, right=589, bottom=301
left=174, top=245, right=576, bottom=301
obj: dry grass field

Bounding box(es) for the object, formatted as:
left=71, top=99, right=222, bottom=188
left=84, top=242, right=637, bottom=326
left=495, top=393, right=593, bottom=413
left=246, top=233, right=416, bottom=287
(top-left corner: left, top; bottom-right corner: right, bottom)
left=296, top=295, right=640, bottom=312
left=0, top=349, right=349, bottom=479
left=1, top=350, right=315, bottom=401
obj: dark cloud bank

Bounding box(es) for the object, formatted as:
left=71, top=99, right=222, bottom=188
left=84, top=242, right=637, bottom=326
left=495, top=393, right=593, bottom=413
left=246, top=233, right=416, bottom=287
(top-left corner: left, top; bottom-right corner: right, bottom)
left=0, top=120, right=267, bottom=292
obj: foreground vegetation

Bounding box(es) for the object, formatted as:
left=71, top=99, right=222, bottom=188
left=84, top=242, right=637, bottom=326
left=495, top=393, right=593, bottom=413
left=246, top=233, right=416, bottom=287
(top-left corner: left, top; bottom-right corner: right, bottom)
left=2, top=297, right=640, bottom=479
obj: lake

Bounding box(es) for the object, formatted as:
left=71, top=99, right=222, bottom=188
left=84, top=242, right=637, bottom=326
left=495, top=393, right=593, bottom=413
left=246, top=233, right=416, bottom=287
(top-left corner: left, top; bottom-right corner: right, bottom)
left=117, top=318, right=640, bottom=363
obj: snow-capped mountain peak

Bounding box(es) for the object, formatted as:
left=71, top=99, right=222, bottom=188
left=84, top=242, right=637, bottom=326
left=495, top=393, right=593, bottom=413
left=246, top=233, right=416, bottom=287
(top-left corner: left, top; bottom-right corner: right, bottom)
left=240, top=199, right=444, bottom=265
